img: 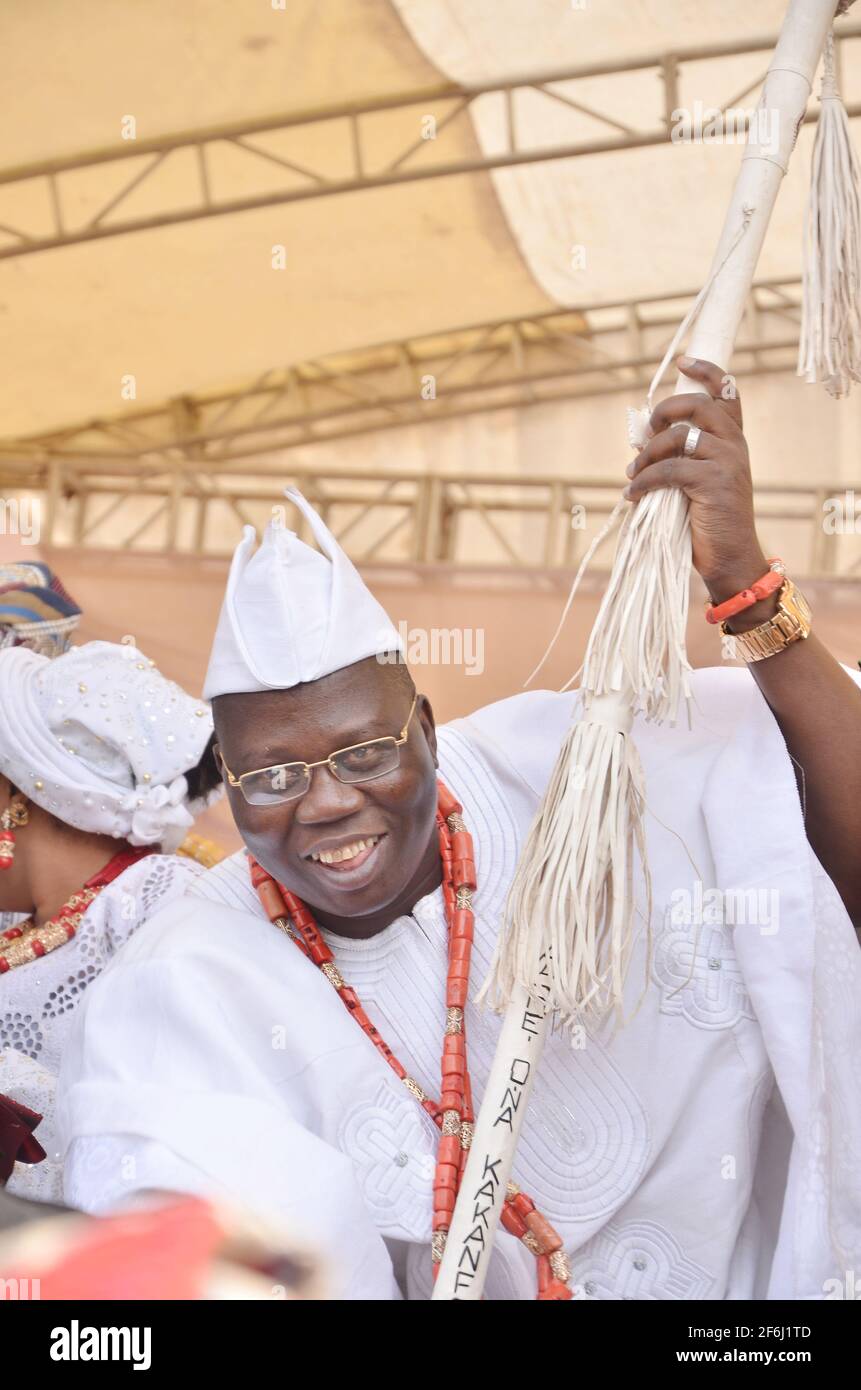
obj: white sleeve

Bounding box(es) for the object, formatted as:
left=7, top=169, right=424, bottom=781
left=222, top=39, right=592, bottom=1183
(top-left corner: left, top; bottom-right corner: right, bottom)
left=57, top=946, right=399, bottom=1301
left=98, top=854, right=205, bottom=956
left=453, top=664, right=861, bottom=1296
left=448, top=688, right=580, bottom=800
left=451, top=662, right=861, bottom=803
left=694, top=660, right=861, bottom=1296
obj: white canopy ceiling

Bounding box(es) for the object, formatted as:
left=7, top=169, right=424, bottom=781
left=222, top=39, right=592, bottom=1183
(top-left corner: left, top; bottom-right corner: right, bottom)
left=2, top=0, right=858, bottom=443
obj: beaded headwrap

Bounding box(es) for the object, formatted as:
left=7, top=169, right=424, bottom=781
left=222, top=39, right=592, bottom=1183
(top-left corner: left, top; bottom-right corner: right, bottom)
left=0, top=640, right=217, bottom=851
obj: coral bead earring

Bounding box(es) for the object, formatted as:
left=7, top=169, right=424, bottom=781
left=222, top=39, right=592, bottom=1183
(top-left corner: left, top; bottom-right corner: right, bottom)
left=0, top=799, right=29, bottom=870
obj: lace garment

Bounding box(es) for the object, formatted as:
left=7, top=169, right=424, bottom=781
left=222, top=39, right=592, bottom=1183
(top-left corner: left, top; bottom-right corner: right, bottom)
left=1, top=853, right=203, bottom=1204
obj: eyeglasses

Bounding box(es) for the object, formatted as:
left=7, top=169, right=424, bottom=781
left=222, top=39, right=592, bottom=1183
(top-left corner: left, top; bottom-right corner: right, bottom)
left=220, top=693, right=419, bottom=806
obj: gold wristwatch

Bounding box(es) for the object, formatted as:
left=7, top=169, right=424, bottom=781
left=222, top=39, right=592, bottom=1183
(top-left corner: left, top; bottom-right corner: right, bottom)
left=722, top=576, right=812, bottom=662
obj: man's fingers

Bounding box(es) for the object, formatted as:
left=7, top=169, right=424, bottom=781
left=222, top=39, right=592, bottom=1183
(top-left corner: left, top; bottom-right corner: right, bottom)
left=676, top=356, right=726, bottom=395
left=627, top=424, right=721, bottom=480
left=649, top=390, right=738, bottom=441
left=623, top=455, right=703, bottom=501
left=674, top=355, right=743, bottom=428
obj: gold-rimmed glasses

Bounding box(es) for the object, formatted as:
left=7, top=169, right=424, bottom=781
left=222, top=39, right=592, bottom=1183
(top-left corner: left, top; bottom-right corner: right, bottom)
left=220, top=693, right=418, bottom=806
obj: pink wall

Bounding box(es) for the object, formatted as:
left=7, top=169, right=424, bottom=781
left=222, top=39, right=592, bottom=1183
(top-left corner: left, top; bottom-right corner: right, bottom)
left=4, top=538, right=860, bottom=853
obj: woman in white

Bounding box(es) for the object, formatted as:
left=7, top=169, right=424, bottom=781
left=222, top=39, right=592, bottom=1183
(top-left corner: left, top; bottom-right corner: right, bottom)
left=0, top=640, right=220, bottom=1203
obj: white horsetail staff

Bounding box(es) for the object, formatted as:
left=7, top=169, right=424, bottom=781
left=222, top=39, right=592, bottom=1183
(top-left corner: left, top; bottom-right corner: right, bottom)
left=433, top=0, right=858, bottom=1302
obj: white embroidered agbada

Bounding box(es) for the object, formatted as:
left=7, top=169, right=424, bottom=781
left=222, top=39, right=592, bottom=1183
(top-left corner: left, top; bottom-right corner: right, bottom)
left=57, top=494, right=861, bottom=1300
left=0, top=641, right=217, bottom=1204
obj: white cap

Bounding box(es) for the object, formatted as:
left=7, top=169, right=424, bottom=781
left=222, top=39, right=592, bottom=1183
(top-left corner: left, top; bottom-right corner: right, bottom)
left=203, top=486, right=404, bottom=700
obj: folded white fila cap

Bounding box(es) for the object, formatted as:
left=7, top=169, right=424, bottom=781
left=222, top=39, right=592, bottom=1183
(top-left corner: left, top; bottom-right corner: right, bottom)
left=203, top=487, right=404, bottom=699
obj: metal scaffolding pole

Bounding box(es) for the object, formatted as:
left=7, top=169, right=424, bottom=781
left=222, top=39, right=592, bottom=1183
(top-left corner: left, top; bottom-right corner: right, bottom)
left=0, top=24, right=857, bottom=260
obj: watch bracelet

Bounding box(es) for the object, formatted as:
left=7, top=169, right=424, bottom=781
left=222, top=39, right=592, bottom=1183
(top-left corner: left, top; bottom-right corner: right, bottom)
left=721, top=577, right=811, bottom=663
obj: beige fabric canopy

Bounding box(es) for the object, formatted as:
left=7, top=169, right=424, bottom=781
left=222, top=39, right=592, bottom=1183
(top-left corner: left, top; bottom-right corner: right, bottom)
left=0, top=0, right=549, bottom=438
left=2, top=0, right=858, bottom=442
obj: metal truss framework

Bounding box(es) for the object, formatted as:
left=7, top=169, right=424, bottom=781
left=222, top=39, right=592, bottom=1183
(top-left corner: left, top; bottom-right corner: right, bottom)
left=0, top=273, right=848, bottom=575
left=0, top=23, right=859, bottom=261
left=1, top=23, right=858, bottom=579
left=2, top=458, right=858, bottom=581
left=2, top=275, right=811, bottom=467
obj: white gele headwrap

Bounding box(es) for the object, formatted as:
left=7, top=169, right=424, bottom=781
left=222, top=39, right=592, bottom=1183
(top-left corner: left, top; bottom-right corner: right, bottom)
left=0, top=641, right=215, bottom=852
left=203, top=486, right=404, bottom=700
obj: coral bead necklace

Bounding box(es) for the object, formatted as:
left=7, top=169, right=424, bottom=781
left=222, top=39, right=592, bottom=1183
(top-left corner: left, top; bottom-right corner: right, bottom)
left=0, top=848, right=153, bottom=974
left=250, top=780, right=572, bottom=1300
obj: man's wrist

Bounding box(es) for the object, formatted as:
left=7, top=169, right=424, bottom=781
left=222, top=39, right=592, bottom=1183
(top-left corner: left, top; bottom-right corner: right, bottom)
left=703, top=550, right=782, bottom=632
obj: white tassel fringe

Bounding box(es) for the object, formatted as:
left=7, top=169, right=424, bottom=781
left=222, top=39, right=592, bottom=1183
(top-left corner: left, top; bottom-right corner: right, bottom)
left=484, top=450, right=694, bottom=1022
left=486, top=16, right=859, bottom=1019
left=798, top=29, right=861, bottom=397
left=483, top=211, right=763, bottom=1020
left=479, top=699, right=650, bottom=1022
left=576, top=489, right=693, bottom=721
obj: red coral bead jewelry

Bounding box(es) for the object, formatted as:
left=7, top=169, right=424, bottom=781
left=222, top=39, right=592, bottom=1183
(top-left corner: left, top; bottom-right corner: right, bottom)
left=250, top=781, right=572, bottom=1301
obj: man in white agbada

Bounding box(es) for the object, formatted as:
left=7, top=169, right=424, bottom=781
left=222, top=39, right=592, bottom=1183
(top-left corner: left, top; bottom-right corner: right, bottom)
left=59, top=361, right=861, bottom=1300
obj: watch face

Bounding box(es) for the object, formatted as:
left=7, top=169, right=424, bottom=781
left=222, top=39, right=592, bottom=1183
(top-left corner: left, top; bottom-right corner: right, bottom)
left=782, top=582, right=812, bottom=629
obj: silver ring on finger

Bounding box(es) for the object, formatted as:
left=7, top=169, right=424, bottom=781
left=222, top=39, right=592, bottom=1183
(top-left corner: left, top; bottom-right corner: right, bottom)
left=682, top=424, right=701, bottom=457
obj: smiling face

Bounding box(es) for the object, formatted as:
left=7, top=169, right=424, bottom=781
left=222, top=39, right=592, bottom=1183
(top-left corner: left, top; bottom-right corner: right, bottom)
left=213, top=657, right=440, bottom=935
